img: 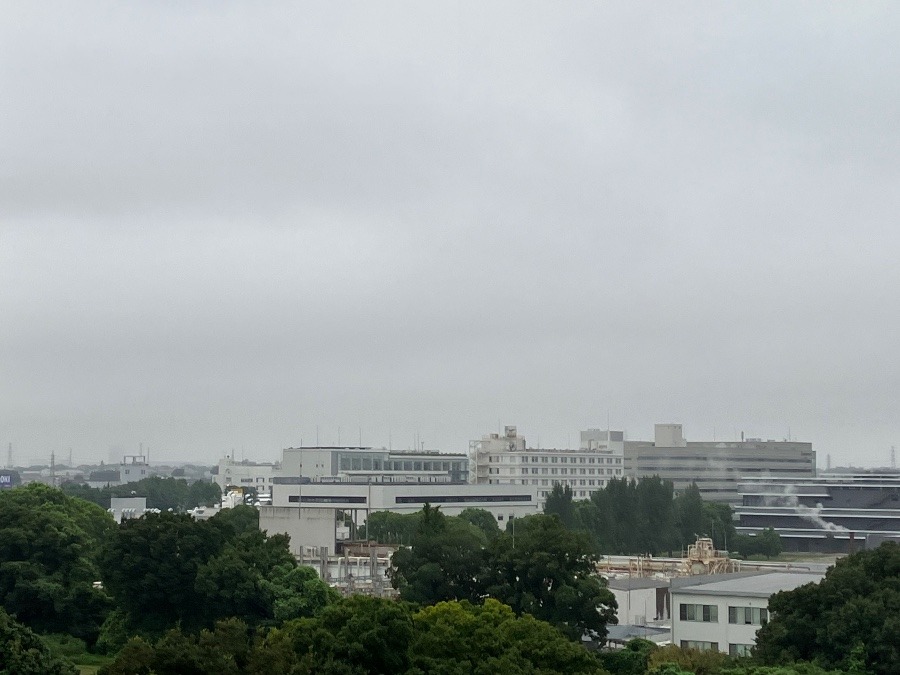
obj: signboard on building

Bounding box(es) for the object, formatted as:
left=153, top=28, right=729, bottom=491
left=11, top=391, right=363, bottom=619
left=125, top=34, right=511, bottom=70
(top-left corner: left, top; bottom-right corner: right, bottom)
left=0, top=470, right=21, bottom=489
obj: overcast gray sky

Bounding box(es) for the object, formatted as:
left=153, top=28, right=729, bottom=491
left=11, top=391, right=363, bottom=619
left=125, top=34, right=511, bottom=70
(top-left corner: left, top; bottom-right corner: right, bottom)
left=2, top=2, right=898, bottom=467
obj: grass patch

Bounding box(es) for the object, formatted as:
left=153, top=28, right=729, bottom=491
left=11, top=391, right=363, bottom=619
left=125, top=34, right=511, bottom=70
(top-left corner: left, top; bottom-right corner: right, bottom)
left=41, top=633, right=114, bottom=674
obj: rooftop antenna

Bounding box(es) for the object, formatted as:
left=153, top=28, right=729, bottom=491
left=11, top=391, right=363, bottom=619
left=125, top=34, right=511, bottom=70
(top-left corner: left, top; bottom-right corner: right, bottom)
left=68, top=448, right=72, bottom=467
left=316, top=425, right=319, bottom=446
left=7, top=442, right=12, bottom=469
left=337, top=427, right=341, bottom=446
left=50, top=451, right=56, bottom=487
left=891, top=446, right=896, bottom=470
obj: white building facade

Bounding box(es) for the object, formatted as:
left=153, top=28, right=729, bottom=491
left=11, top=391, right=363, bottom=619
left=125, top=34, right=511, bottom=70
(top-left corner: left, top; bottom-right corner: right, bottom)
left=670, top=572, right=823, bottom=656
left=214, top=456, right=281, bottom=494
left=259, top=480, right=539, bottom=556
left=470, top=426, right=624, bottom=507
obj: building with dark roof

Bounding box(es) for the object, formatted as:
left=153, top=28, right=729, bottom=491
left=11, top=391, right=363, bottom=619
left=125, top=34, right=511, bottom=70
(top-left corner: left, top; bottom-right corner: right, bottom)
left=736, top=473, right=900, bottom=553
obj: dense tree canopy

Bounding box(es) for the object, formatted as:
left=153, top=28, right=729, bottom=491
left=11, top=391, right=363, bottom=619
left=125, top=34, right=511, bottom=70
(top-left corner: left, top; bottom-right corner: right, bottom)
left=0, top=483, right=113, bottom=643
left=389, top=507, right=617, bottom=642
left=487, top=514, right=617, bottom=641
left=542, top=477, right=777, bottom=560
left=98, top=506, right=331, bottom=634
left=100, top=598, right=614, bottom=675
left=0, top=608, right=77, bottom=675
left=62, top=476, right=221, bottom=512
left=250, top=595, right=416, bottom=675
left=389, top=504, right=489, bottom=605
left=754, top=542, right=900, bottom=674
left=410, top=599, right=608, bottom=675
left=456, top=507, right=502, bottom=541
left=360, top=509, right=422, bottom=545
left=99, top=511, right=224, bottom=632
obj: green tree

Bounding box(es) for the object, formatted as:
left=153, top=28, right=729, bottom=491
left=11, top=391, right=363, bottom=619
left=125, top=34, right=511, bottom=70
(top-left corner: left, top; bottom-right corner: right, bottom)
left=188, top=480, right=221, bottom=509
left=194, top=545, right=270, bottom=624
left=485, top=514, right=617, bottom=641
left=634, top=476, right=680, bottom=554
left=544, top=483, right=577, bottom=529
left=409, top=599, right=609, bottom=675
left=0, top=484, right=113, bottom=642
left=703, top=502, right=737, bottom=552
left=647, top=645, right=730, bottom=675
left=755, top=542, right=900, bottom=674
left=457, top=507, right=502, bottom=541
left=389, top=504, right=488, bottom=605
left=721, top=665, right=846, bottom=675
left=597, top=638, right=658, bottom=675
left=248, top=595, right=415, bottom=675
left=261, top=564, right=340, bottom=623
left=99, top=512, right=224, bottom=632
left=209, top=504, right=261, bottom=538
left=755, top=528, right=783, bottom=559
left=361, top=510, right=422, bottom=544
left=64, top=476, right=221, bottom=512
left=0, top=608, right=77, bottom=675
left=99, top=619, right=252, bottom=675
left=675, top=483, right=705, bottom=547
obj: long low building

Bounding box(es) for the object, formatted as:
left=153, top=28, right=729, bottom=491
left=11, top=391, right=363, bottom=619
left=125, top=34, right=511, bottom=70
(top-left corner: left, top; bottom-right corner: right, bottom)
left=259, top=479, right=539, bottom=556
left=216, top=445, right=469, bottom=494
left=736, top=473, right=900, bottom=553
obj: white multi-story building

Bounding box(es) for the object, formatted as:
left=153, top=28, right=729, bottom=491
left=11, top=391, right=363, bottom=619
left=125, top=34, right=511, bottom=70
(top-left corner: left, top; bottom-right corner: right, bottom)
left=119, top=455, right=155, bottom=485
left=670, top=571, right=823, bottom=656
left=470, top=426, right=625, bottom=507
left=214, top=456, right=281, bottom=494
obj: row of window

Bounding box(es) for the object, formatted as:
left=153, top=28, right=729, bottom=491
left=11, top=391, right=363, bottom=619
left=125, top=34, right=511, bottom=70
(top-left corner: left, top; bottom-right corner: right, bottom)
left=539, top=489, right=597, bottom=498
left=679, top=642, right=753, bottom=657
left=521, top=467, right=621, bottom=476
left=529, top=478, right=607, bottom=487
left=679, top=604, right=768, bottom=626
left=488, top=455, right=622, bottom=465
left=339, top=457, right=465, bottom=473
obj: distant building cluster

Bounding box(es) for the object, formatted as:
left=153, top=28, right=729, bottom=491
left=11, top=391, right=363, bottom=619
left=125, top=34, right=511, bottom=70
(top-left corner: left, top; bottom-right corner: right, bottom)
left=9, top=421, right=899, bottom=558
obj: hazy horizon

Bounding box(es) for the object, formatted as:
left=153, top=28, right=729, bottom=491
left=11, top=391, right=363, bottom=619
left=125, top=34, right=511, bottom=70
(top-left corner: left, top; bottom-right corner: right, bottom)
left=3, top=3, right=899, bottom=468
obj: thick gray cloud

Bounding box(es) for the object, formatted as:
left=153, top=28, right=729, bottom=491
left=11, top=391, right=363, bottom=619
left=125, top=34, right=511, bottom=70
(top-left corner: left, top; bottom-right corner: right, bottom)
left=2, top=2, right=899, bottom=466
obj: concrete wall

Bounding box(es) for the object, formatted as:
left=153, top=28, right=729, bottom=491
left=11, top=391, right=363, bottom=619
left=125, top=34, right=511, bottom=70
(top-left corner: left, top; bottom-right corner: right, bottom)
left=258, top=505, right=337, bottom=556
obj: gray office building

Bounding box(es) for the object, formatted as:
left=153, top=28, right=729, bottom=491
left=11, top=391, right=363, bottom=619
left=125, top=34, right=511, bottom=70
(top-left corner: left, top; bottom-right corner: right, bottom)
left=625, top=424, right=816, bottom=504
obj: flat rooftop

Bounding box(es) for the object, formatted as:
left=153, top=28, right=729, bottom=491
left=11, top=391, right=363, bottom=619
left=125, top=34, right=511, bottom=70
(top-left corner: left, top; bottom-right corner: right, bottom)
left=672, top=571, right=824, bottom=598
